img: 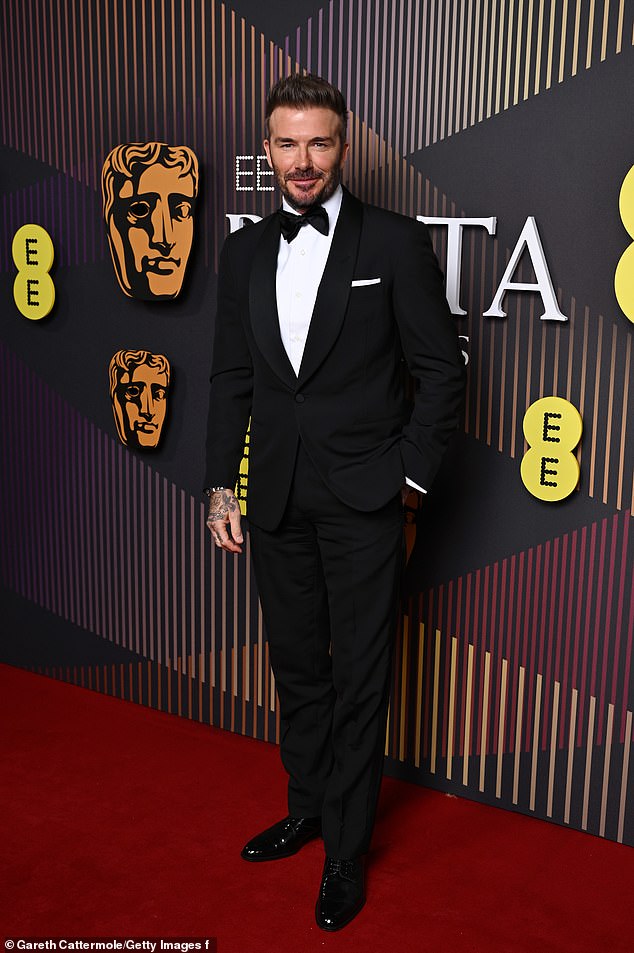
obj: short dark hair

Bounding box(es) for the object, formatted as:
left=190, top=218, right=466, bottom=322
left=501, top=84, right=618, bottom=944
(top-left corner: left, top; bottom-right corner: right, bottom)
left=265, top=74, right=348, bottom=139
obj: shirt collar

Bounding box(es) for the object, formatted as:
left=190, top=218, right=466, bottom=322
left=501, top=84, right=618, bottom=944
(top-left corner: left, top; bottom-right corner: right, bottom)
left=281, top=185, right=343, bottom=232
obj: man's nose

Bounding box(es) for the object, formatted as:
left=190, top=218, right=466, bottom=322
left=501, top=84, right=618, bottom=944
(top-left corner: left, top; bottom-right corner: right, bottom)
left=150, top=201, right=174, bottom=250
left=295, top=144, right=311, bottom=168
left=139, top=388, right=154, bottom=418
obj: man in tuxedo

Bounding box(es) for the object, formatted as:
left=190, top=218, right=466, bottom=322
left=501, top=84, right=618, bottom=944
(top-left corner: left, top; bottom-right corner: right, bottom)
left=204, top=74, right=464, bottom=931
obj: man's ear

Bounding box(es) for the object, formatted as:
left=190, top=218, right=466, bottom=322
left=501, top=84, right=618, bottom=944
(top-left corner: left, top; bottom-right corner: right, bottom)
left=263, top=140, right=273, bottom=169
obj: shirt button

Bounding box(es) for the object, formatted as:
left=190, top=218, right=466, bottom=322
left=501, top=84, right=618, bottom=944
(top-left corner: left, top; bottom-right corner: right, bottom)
left=300, top=249, right=306, bottom=256
left=295, top=292, right=301, bottom=298
left=295, top=393, right=305, bottom=403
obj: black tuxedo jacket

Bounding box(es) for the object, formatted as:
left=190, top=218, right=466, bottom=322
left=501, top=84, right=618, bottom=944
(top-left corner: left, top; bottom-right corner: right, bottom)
left=205, top=187, right=465, bottom=531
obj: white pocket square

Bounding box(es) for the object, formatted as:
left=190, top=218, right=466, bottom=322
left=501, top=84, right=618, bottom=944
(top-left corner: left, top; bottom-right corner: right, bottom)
left=351, top=277, right=381, bottom=287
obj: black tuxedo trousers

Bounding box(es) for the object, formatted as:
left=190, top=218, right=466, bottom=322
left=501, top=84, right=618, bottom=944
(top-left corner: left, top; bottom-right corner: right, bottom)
left=249, top=441, right=404, bottom=859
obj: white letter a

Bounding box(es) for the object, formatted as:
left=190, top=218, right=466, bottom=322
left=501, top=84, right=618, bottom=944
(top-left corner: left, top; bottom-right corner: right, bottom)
left=484, top=217, right=567, bottom=321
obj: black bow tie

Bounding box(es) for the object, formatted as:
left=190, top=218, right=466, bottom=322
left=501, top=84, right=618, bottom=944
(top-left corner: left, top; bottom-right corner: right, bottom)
left=278, top=205, right=329, bottom=242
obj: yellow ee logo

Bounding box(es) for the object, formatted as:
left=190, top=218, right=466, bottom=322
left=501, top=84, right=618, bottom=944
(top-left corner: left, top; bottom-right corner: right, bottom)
left=12, top=224, right=55, bottom=319
left=615, top=164, right=634, bottom=324
left=520, top=397, right=582, bottom=502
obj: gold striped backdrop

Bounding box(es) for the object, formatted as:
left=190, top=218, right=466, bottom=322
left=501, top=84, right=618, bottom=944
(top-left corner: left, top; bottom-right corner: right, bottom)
left=1, top=0, right=633, bottom=847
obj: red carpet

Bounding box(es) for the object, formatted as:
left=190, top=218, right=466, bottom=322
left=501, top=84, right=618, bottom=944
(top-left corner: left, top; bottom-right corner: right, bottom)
left=1, top=662, right=633, bottom=953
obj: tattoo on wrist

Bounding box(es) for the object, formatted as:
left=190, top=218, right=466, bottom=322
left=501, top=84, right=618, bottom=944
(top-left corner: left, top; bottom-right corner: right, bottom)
left=208, top=489, right=238, bottom=522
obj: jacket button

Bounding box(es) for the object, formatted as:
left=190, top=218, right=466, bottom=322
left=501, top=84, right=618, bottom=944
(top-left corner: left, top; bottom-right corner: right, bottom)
left=295, top=393, right=305, bottom=403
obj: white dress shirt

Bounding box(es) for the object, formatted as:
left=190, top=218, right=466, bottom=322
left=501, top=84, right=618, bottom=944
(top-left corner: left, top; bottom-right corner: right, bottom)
left=275, top=186, right=425, bottom=495
left=276, top=187, right=343, bottom=376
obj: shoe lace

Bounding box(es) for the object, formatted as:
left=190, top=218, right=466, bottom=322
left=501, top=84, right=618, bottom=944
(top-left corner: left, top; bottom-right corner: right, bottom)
left=325, top=858, right=357, bottom=879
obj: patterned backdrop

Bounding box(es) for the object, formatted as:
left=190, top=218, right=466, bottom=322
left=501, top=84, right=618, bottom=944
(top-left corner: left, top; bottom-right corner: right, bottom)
left=1, top=0, right=633, bottom=846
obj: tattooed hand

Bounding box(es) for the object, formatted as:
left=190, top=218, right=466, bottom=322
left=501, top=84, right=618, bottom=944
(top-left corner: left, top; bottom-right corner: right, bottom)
left=206, top=488, right=243, bottom=554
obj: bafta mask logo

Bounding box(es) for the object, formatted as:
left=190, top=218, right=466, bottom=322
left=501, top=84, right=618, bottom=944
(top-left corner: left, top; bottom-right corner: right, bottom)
left=102, top=142, right=199, bottom=300
left=109, top=349, right=171, bottom=449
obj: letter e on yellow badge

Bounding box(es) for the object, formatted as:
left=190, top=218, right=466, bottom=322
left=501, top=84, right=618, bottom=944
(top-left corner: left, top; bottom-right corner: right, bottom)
left=521, top=397, right=582, bottom=502
left=12, top=224, right=55, bottom=319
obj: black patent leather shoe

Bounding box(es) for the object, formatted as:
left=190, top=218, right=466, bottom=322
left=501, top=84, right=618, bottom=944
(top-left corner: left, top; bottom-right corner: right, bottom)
left=315, top=856, right=365, bottom=931
left=240, top=815, right=321, bottom=862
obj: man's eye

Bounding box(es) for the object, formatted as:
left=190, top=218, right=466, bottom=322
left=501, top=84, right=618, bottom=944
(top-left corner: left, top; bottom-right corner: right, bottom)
left=173, top=202, right=192, bottom=220
left=127, top=201, right=151, bottom=221
left=125, top=385, right=142, bottom=399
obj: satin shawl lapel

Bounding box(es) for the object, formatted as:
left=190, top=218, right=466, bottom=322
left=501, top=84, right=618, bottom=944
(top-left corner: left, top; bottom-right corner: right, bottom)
left=297, top=189, right=363, bottom=387
left=248, top=214, right=296, bottom=388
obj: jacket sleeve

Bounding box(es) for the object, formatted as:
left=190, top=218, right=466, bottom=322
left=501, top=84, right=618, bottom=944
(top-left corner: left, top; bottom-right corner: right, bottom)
left=392, top=218, right=466, bottom=490
left=203, top=238, right=254, bottom=491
